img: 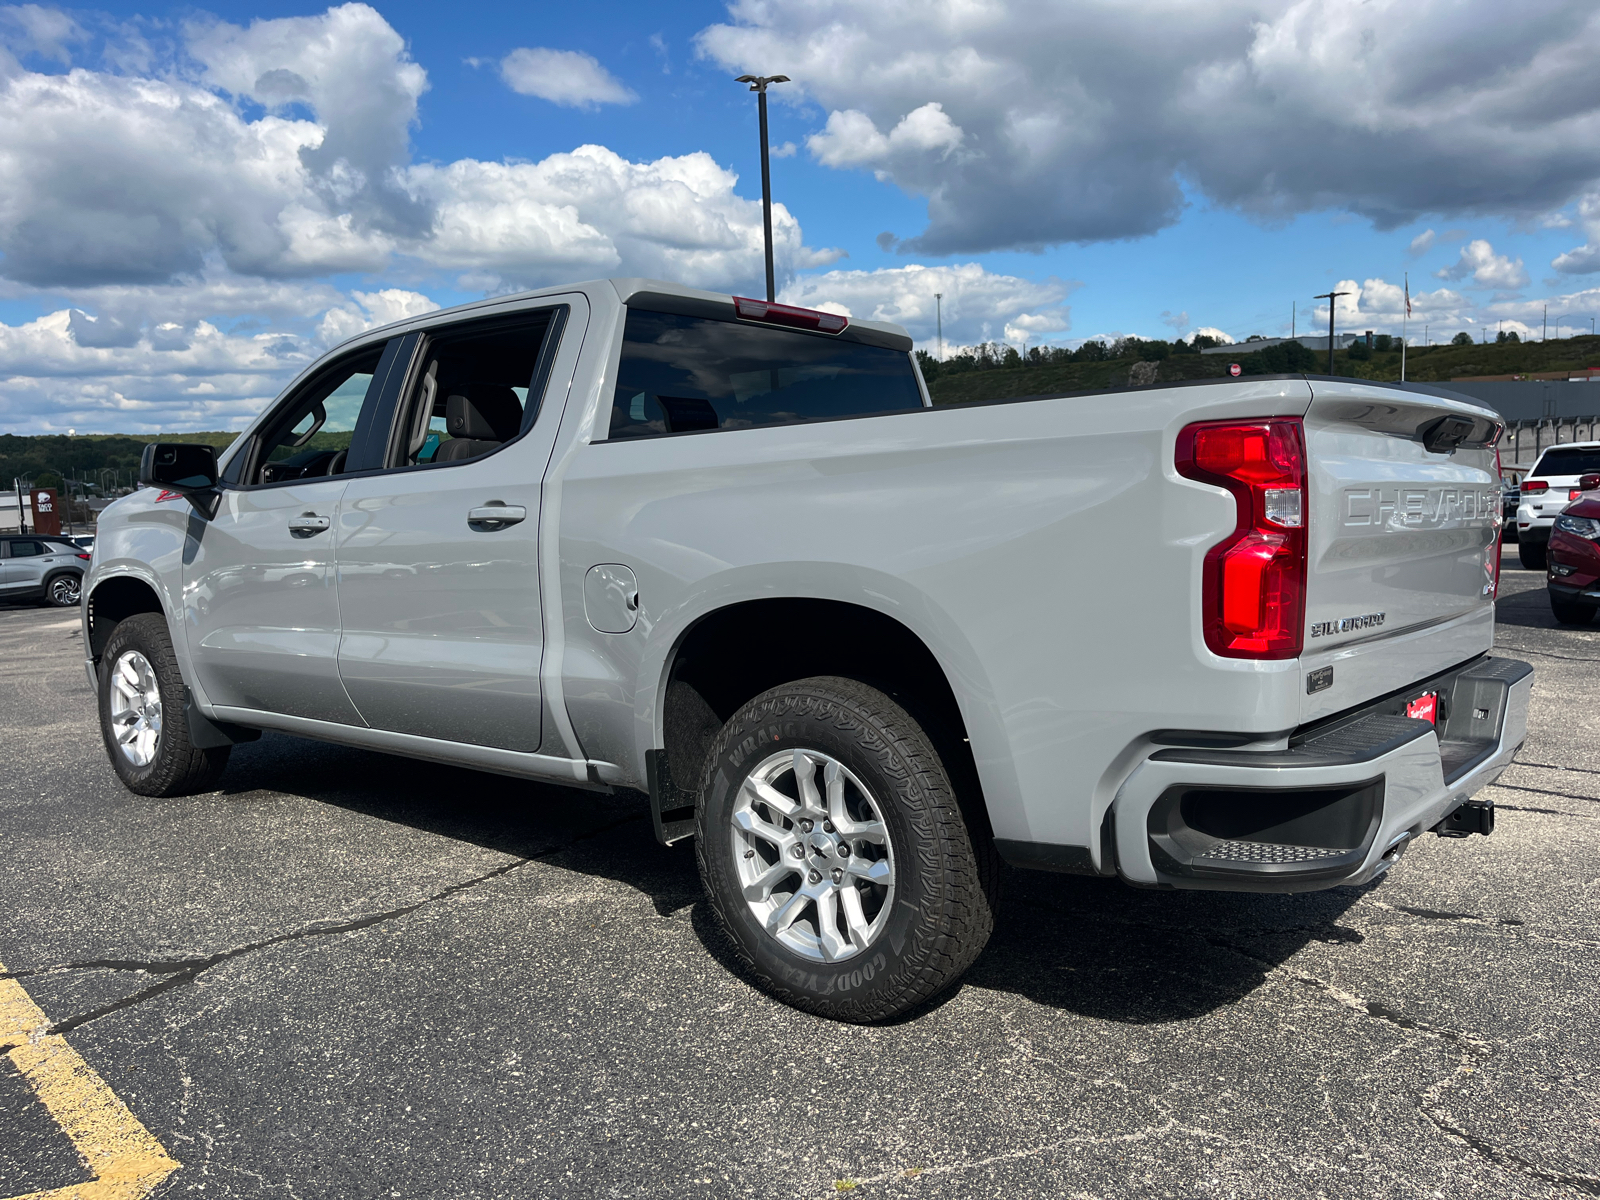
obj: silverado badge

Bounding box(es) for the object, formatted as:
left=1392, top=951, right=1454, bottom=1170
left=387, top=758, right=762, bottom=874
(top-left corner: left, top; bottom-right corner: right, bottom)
left=1309, top=612, right=1386, bottom=638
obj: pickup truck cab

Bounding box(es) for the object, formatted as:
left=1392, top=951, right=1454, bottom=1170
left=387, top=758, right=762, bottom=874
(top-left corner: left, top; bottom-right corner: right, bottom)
left=1515, top=441, right=1600, bottom=569
left=84, top=278, right=1530, bottom=1022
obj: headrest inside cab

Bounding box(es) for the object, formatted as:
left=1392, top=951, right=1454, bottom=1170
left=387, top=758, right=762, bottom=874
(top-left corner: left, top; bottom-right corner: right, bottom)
left=445, top=384, right=522, bottom=442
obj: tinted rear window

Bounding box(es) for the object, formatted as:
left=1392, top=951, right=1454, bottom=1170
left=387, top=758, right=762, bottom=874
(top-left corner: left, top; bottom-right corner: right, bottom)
left=1534, top=448, right=1600, bottom=476
left=608, top=310, right=923, bottom=440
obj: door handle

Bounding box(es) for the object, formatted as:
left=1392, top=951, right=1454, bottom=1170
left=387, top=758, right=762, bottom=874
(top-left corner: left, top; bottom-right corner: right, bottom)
left=288, top=513, right=331, bottom=536
left=468, top=503, right=527, bottom=529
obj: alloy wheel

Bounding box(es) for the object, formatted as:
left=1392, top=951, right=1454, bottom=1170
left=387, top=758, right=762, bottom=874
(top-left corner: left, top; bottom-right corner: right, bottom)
left=730, top=748, right=896, bottom=962
left=108, top=650, right=162, bottom=767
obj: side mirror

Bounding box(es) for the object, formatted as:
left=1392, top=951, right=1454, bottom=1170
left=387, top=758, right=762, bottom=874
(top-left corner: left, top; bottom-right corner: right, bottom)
left=1581, top=473, right=1600, bottom=492
left=139, top=443, right=220, bottom=516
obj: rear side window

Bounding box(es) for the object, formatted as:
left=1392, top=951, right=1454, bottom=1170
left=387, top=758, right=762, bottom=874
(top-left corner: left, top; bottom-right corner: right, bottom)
left=608, top=310, right=923, bottom=440
left=1534, top=447, right=1600, bottom=476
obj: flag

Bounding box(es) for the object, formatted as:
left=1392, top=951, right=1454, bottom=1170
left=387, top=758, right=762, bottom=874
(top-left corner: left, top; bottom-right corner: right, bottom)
left=1405, top=273, right=1411, bottom=318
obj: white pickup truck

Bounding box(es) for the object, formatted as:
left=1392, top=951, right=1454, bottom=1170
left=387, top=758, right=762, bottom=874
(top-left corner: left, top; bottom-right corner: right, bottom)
left=84, top=278, right=1529, bottom=1022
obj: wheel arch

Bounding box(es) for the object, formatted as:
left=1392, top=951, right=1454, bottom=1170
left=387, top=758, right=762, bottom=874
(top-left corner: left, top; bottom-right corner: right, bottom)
left=86, top=572, right=167, bottom=664
left=650, top=594, right=1012, bottom=841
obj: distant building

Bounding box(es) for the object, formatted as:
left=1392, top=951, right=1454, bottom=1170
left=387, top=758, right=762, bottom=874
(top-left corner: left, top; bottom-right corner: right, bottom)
left=1200, top=334, right=1363, bottom=356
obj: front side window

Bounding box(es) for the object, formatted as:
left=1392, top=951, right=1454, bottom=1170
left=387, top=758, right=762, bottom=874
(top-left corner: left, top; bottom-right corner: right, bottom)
left=608, top=311, right=923, bottom=440
left=249, top=346, right=387, bottom=485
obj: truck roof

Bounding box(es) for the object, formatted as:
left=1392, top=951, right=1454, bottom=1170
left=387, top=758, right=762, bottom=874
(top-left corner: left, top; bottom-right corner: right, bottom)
left=345, top=277, right=912, bottom=349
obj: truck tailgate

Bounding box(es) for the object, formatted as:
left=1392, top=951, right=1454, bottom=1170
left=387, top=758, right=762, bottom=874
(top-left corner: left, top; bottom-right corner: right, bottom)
left=1301, top=384, right=1502, bottom=722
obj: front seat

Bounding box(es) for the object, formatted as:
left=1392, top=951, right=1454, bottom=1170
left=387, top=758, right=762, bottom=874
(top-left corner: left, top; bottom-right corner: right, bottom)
left=435, top=384, right=523, bottom=462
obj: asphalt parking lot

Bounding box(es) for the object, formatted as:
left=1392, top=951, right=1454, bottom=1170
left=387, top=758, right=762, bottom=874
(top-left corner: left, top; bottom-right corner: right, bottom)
left=2, top=563, right=1597, bottom=1200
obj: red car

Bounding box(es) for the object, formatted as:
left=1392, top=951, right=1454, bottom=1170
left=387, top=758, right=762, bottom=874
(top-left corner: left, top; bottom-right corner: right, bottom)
left=1547, top=472, right=1600, bottom=624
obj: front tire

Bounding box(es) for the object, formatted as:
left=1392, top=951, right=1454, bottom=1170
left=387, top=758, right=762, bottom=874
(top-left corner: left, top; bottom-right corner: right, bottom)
left=1550, top=592, right=1596, bottom=625
left=696, top=676, right=996, bottom=1023
left=1519, top=541, right=1547, bottom=570
left=98, top=612, right=230, bottom=796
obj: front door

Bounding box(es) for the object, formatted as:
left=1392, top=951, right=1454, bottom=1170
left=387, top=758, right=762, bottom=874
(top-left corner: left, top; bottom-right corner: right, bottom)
left=185, top=338, right=406, bottom=722
left=334, top=302, right=577, bottom=751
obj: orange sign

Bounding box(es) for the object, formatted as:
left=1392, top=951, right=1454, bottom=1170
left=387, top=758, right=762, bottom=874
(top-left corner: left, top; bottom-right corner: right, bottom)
left=30, top=488, right=61, bottom=536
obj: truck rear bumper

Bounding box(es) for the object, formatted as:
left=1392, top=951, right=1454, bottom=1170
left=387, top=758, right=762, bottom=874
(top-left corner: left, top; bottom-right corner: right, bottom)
left=1110, top=655, right=1532, bottom=893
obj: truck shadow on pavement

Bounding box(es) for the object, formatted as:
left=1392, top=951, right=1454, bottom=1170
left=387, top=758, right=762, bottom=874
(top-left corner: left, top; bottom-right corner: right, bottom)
left=219, top=731, right=1369, bottom=1027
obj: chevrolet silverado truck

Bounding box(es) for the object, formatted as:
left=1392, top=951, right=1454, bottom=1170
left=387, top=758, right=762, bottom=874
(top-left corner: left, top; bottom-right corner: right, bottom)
left=83, top=278, right=1530, bottom=1022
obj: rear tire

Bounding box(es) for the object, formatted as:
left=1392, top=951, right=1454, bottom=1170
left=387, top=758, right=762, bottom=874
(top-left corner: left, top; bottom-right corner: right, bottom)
left=696, top=676, right=996, bottom=1023
left=98, top=613, right=230, bottom=796
left=44, top=572, right=81, bottom=607
left=1550, top=592, right=1596, bottom=626
left=1519, top=541, right=1547, bottom=571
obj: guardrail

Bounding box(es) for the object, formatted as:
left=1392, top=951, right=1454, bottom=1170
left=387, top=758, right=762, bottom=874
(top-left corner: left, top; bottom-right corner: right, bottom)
left=1501, top=416, right=1600, bottom=471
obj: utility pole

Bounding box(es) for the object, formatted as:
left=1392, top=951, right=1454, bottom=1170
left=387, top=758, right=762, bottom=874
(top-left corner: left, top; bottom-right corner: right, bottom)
left=1543, top=305, right=1547, bottom=343
left=935, top=293, right=943, bottom=360
left=734, top=74, right=790, bottom=303
left=1313, top=292, right=1350, bottom=375
left=1291, top=300, right=1296, bottom=339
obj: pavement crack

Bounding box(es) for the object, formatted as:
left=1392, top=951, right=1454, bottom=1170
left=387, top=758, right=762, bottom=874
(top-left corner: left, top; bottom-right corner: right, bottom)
left=1491, top=783, right=1600, bottom=805
left=1513, top=761, right=1600, bottom=776
left=1489, top=643, right=1600, bottom=664
left=1419, top=1096, right=1600, bottom=1196
left=24, top=813, right=643, bottom=1035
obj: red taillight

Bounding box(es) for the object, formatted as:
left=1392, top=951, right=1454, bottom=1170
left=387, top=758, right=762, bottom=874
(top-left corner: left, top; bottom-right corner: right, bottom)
left=1176, top=418, right=1308, bottom=659
left=76, top=553, right=90, bottom=560
left=732, top=296, right=848, bottom=334
left=1523, top=480, right=1549, bottom=494
left=1570, top=490, right=1583, bottom=501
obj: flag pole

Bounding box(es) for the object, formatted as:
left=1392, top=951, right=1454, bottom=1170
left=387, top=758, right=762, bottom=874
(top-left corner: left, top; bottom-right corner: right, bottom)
left=1401, top=272, right=1409, bottom=383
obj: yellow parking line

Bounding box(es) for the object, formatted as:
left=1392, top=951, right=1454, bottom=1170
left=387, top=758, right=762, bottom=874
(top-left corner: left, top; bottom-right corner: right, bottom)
left=0, top=958, right=179, bottom=1200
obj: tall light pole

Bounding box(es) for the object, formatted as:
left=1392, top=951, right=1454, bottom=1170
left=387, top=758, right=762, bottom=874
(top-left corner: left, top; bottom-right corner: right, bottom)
left=935, top=293, right=943, bottom=360
left=1313, top=291, right=1349, bottom=375
left=734, top=74, right=790, bottom=302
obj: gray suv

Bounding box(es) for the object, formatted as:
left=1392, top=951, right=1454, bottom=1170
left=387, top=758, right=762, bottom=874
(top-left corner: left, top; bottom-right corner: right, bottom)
left=3, top=536, right=88, bottom=606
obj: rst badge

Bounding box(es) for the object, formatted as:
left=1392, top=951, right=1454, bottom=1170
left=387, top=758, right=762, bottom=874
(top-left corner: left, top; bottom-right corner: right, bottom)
left=1309, top=612, right=1386, bottom=638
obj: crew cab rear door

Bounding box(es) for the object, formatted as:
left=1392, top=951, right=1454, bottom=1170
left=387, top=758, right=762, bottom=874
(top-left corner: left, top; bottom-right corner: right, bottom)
left=1301, top=384, right=1501, bottom=716
left=332, top=297, right=585, bottom=753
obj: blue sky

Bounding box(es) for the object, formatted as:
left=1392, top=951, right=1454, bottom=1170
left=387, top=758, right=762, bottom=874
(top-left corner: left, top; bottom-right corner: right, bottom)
left=2, top=0, right=1599, bottom=432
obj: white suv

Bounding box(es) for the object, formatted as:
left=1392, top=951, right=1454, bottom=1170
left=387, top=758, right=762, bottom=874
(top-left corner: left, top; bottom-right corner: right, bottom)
left=1516, top=442, right=1600, bottom=569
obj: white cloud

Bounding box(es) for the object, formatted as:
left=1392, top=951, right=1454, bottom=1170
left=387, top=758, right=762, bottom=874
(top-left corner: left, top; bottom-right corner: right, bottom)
left=1160, top=310, right=1190, bottom=332
left=404, top=145, right=842, bottom=291
left=1436, top=239, right=1530, bottom=289
left=0, top=3, right=84, bottom=63
left=1553, top=191, right=1600, bottom=274
left=1409, top=229, right=1436, bottom=256
left=779, top=262, right=1074, bottom=348
left=1190, top=327, right=1234, bottom=344
left=317, top=288, right=439, bottom=346
left=499, top=47, right=636, bottom=108
left=0, top=8, right=837, bottom=302
left=698, top=0, right=1600, bottom=253
left=808, top=103, right=963, bottom=180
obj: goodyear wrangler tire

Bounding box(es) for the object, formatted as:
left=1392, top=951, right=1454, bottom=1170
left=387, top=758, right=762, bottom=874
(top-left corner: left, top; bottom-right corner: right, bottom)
left=98, top=613, right=231, bottom=797
left=696, top=676, right=996, bottom=1022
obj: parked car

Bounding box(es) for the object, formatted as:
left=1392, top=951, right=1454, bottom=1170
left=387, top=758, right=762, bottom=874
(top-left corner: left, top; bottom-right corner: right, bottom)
left=2, top=535, right=90, bottom=606
left=1546, top=473, right=1600, bottom=624
left=82, top=278, right=1530, bottom=1022
left=1501, top=478, right=1520, bottom=542
left=1515, top=442, right=1600, bottom=569
left=68, top=534, right=95, bottom=551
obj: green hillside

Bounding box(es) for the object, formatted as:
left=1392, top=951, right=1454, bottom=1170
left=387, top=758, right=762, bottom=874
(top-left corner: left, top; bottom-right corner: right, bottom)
left=0, top=431, right=238, bottom=491
left=925, top=333, right=1600, bottom=406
